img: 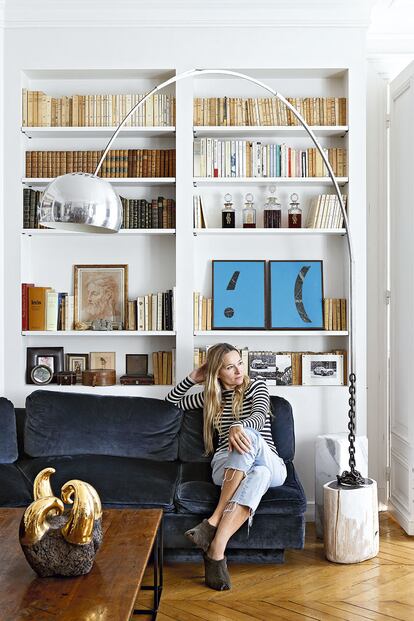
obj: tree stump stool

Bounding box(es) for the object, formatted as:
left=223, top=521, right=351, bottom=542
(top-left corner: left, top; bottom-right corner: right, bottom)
left=323, top=479, right=379, bottom=563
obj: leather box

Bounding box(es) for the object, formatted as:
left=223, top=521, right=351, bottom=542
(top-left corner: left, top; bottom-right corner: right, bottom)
left=82, top=369, right=116, bottom=387
left=120, top=375, right=154, bottom=385
left=55, top=371, right=77, bottom=386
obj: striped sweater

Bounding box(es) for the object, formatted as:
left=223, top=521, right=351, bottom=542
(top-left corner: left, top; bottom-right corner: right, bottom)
left=166, top=375, right=278, bottom=455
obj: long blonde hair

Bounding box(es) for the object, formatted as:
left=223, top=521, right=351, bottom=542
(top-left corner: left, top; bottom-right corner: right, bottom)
left=203, top=343, right=250, bottom=455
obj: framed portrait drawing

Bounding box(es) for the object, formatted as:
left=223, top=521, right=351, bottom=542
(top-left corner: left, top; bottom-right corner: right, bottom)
left=269, top=260, right=324, bottom=329
left=90, top=351, right=116, bottom=370
left=74, top=264, right=128, bottom=328
left=26, top=347, right=64, bottom=384
left=302, top=353, right=344, bottom=386
left=212, top=260, right=266, bottom=329
left=65, top=353, right=89, bottom=383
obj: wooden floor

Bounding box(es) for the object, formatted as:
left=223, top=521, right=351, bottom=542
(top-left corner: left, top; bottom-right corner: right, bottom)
left=135, top=513, right=414, bottom=621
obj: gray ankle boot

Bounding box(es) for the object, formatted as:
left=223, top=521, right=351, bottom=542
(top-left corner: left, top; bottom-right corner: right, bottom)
left=184, top=519, right=217, bottom=552
left=203, top=553, right=231, bottom=590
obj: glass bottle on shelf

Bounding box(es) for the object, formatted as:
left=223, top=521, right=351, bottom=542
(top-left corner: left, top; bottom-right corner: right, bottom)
left=221, top=193, right=236, bottom=228
left=263, top=185, right=282, bottom=228
left=288, top=193, right=302, bottom=228
left=242, top=193, right=256, bottom=229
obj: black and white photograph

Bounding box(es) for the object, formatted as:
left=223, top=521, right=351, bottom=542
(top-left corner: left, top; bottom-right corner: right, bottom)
left=275, top=354, right=293, bottom=386
left=302, top=354, right=344, bottom=386
left=248, top=351, right=276, bottom=385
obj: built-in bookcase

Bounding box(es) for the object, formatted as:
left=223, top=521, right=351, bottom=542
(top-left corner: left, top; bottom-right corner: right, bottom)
left=19, top=67, right=351, bottom=402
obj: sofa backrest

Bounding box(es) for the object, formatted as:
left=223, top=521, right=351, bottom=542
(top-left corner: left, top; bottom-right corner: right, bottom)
left=0, top=397, right=18, bottom=463
left=178, top=395, right=295, bottom=462
left=25, top=390, right=183, bottom=461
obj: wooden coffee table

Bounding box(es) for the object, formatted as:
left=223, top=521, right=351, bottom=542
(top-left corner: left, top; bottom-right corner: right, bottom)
left=0, top=508, right=163, bottom=621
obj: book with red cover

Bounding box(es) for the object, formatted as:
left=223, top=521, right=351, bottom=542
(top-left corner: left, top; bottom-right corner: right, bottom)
left=22, top=283, right=35, bottom=330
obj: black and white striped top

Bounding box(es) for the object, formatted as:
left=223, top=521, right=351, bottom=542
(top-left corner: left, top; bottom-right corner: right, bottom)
left=166, top=375, right=278, bottom=456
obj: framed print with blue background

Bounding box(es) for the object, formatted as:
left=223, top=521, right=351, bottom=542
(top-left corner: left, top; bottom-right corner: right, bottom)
left=269, top=260, right=324, bottom=329
left=212, top=260, right=266, bottom=329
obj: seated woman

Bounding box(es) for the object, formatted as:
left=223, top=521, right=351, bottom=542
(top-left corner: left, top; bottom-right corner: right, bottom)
left=166, top=342, right=287, bottom=591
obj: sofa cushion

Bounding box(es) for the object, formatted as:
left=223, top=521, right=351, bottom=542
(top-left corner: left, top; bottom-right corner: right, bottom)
left=0, top=464, right=32, bottom=506
left=0, top=397, right=18, bottom=464
left=178, top=409, right=210, bottom=463
left=18, top=454, right=180, bottom=512
left=25, top=390, right=182, bottom=461
left=175, top=461, right=306, bottom=516
left=269, top=396, right=295, bottom=462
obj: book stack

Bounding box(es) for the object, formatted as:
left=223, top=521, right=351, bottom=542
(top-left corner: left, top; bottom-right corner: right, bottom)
left=306, top=194, right=347, bottom=229
left=193, top=96, right=347, bottom=127
left=193, top=195, right=207, bottom=228
left=323, top=299, right=347, bottom=331
left=152, top=350, right=174, bottom=385
left=193, top=139, right=346, bottom=178
left=127, top=289, right=175, bottom=331
left=25, top=149, right=176, bottom=178
left=22, top=90, right=176, bottom=127
left=23, top=189, right=44, bottom=229
left=120, top=197, right=175, bottom=229
left=22, top=283, right=73, bottom=331
left=193, top=292, right=212, bottom=330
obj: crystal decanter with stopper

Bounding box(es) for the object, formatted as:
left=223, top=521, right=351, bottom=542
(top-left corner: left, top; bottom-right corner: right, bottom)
left=288, top=192, right=302, bottom=228
left=263, top=185, right=282, bottom=228
left=221, top=193, right=236, bottom=228
left=242, top=193, right=256, bottom=228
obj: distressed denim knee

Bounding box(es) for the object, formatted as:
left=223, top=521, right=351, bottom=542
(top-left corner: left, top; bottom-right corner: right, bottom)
left=231, top=465, right=272, bottom=513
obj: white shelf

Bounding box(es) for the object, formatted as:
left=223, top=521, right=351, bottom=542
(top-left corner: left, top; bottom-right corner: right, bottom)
left=22, top=126, right=176, bottom=139
left=22, top=177, right=176, bottom=188
left=193, top=125, right=348, bottom=138
left=193, top=177, right=348, bottom=186
left=22, top=331, right=176, bottom=336
left=193, top=228, right=346, bottom=236
left=22, top=229, right=176, bottom=236
left=194, top=330, right=348, bottom=336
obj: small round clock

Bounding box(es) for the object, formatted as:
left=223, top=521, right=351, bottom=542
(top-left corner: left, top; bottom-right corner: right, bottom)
left=30, top=364, right=53, bottom=385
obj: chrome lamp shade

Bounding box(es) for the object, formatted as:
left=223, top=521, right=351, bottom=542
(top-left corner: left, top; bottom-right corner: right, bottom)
left=38, top=172, right=122, bottom=233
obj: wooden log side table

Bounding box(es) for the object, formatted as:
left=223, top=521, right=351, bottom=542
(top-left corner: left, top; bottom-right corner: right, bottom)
left=323, top=479, right=379, bottom=564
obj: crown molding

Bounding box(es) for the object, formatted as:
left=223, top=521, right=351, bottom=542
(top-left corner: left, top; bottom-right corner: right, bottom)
left=3, top=0, right=376, bottom=29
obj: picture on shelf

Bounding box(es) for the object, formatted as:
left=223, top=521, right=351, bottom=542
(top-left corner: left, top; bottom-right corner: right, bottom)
left=126, top=354, right=148, bottom=376
left=269, top=260, right=324, bottom=329
left=26, top=347, right=64, bottom=384
left=248, top=351, right=276, bottom=385
left=212, top=260, right=266, bottom=329
left=90, top=352, right=116, bottom=370
left=301, top=353, right=344, bottom=386
left=275, top=354, right=293, bottom=386
left=65, top=353, right=89, bottom=383
left=74, top=264, right=128, bottom=328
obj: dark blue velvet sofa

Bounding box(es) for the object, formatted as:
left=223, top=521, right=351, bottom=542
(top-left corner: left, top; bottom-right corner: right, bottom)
left=0, top=390, right=306, bottom=563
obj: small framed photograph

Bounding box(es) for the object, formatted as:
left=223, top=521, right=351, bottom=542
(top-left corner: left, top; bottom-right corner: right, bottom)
left=302, top=353, right=344, bottom=386
left=275, top=354, right=293, bottom=386
left=26, top=347, right=64, bottom=384
left=74, top=264, right=128, bottom=328
left=212, top=260, right=267, bottom=329
left=248, top=351, right=276, bottom=385
left=65, top=353, right=89, bottom=383
left=126, top=354, right=148, bottom=376
left=90, top=351, right=116, bottom=370
left=269, top=260, right=324, bottom=329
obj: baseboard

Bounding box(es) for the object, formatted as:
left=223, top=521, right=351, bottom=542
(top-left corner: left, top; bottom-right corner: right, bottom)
left=305, top=501, right=315, bottom=522
left=388, top=501, right=414, bottom=535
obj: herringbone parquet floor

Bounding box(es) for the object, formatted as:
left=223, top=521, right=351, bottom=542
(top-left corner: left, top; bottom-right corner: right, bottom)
left=134, top=513, right=414, bottom=620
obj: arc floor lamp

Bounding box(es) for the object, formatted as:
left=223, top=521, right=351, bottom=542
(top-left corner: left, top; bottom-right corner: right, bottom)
left=38, top=68, right=366, bottom=488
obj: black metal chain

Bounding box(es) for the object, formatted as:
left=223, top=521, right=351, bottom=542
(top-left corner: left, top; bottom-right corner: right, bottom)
left=337, top=373, right=366, bottom=487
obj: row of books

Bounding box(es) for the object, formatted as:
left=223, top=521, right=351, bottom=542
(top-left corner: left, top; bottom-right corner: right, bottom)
left=22, top=284, right=73, bottom=331
left=127, top=289, right=175, bottom=331
left=193, top=195, right=207, bottom=228
left=152, top=350, right=175, bottom=385
left=120, top=197, right=176, bottom=230
left=193, top=292, right=213, bottom=331
left=193, top=139, right=347, bottom=178
left=25, top=149, right=176, bottom=178
left=22, top=90, right=176, bottom=127
left=193, top=97, right=347, bottom=127
left=323, top=299, right=347, bottom=331
left=306, top=194, right=347, bottom=229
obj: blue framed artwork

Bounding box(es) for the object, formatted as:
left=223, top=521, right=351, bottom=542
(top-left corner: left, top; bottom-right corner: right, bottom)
left=269, top=260, right=324, bottom=329
left=212, top=260, right=266, bottom=329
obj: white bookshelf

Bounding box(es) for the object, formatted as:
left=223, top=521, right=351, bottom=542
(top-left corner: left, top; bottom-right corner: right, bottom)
left=193, top=126, right=348, bottom=138
left=22, top=126, right=175, bottom=139
left=193, top=228, right=346, bottom=236
left=193, top=177, right=348, bottom=187
left=23, top=177, right=176, bottom=188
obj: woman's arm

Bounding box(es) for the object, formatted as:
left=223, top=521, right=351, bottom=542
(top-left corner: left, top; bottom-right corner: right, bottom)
left=231, top=379, right=270, bottom=431
left=165, top=374, right=205, bottom=411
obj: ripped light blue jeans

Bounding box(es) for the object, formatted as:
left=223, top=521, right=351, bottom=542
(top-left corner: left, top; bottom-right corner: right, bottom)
left=211, top=427, right=287, bottom=524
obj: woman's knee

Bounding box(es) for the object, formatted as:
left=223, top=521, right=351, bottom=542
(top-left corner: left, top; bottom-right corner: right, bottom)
left=249, top=464, right=272, bottom=487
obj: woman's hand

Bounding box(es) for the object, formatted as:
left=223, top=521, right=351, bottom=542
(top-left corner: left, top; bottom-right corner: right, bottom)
left=228, top=425, right=252, bottom=454
left=189, top=364, right=207, bottom=384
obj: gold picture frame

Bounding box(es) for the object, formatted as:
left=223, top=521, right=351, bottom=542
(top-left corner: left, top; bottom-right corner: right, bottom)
left=74, top=264, right=128, bottom=328
left=90, top=352, right=116, bottom=370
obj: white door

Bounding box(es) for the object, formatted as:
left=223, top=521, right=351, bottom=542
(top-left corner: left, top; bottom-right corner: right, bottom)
left=389, top=61, right=414, bottom=534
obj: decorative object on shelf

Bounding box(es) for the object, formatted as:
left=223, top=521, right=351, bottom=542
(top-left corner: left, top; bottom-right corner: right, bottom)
left=55, top=371, right=77, bottom=386
left=35, top=68, right=359, bottom=487
left=126, top=353, right=148, bottom=376
left=212, top=260, right=266, bottom=329
left=301, top=353, right=344, bottom=386
left=82, top=369, right=116, bottom=387
left=90, top=351, right=116, bottom=370
left=268, top=260, right=324, bottom=329
left=90, top=318, right=122, bottom=331
left=288, top=193, right=302, bottom=228
left=242, top=193, right=256, bottom=228
left=120, top=375, right=155, bottom=385
left=74, top=321, right=89, bottom=331
left=221, top=193, right=236, bottom=228
left=19, top=467, right=102, bottom=577
left=263, top=186, right=282, bottom=228
left=74, top=264, right=128, bottom=328
left=65, top=353, right=89, bottom=383
left=26, top=347, right=64, bottom=384
left=30, top=364, right=54, bottom=386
